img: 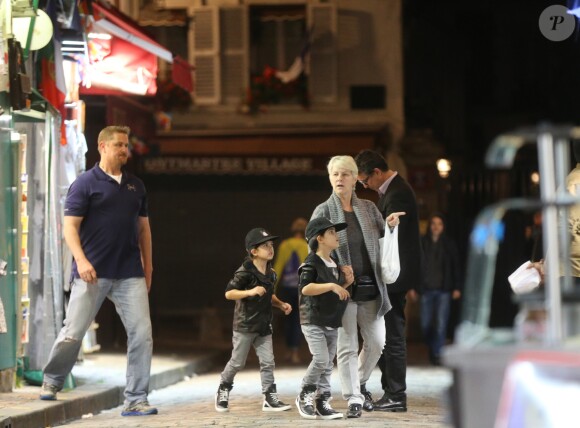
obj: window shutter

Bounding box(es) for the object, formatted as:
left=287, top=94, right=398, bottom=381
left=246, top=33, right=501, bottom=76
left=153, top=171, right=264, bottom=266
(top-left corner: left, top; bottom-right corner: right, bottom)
left=307, top=3, right=337, bottom=104
left=220, top=6, right=249, bottom=105
left=190, top=6, right=220, bottom=104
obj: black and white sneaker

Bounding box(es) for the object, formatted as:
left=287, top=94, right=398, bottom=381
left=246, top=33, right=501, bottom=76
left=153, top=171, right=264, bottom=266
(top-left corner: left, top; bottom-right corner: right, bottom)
left=215, top=383, right=232, bottom=412
left=262, top=384, right=291, bottom=412
left=347, top=403, right=363, bottom=418
left=296, top=384, right=317, bottom=419
left=360, top=384, right=374, bottom=412
left=316, top=392, right=343, bottom=420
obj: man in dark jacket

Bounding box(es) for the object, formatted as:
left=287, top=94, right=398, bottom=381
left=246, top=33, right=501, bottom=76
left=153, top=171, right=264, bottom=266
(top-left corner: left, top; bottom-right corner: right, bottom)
left=355, top=150, right=422, bottom=412
left=420, top=213, right=461, bottom=366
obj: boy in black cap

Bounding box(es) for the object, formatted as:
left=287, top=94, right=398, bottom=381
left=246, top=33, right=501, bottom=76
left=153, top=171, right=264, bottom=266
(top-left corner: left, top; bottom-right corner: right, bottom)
left=296, top=218, right=354, bottom=419
left=215, top=228, right=292, bottom=413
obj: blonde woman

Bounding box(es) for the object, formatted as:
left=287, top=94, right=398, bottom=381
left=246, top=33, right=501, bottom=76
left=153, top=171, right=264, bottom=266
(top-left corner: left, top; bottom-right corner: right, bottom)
left=310, top=155, right=395, bottom=418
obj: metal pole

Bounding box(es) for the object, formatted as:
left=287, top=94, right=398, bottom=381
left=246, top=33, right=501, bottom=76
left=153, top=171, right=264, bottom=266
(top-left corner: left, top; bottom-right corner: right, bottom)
left=555, top=138, right=572, bottom=294
left=538, top=132, right=563, bottom=345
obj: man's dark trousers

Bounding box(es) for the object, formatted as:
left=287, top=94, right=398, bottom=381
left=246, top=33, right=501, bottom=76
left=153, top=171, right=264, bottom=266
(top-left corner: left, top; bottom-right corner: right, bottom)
left=377, top=291, right=406, bottom=401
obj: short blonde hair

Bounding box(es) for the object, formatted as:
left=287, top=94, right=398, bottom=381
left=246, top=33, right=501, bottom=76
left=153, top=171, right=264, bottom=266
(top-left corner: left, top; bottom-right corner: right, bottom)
left=327, top=155, right=358, bottom=177
left=98, top=126, right=130, bottom=144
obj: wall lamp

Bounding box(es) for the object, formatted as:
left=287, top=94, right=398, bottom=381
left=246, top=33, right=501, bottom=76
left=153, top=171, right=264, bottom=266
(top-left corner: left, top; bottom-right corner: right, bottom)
left=436, top=158, right=452, bottom=178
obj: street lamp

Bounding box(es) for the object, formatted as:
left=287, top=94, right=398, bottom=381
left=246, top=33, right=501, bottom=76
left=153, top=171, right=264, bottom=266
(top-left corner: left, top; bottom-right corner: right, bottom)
left=436, top=158, right=452, bottom=178
left=435, top=158, right=452, bottom=212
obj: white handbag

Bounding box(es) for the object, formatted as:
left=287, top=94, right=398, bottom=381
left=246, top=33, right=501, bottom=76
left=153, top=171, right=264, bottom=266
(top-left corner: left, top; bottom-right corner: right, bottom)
left=379, top=225, right=401, bottom=284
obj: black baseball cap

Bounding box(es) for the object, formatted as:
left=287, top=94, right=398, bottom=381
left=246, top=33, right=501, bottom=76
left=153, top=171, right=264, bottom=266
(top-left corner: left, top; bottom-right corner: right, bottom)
left=245, top=228, right=279, bottom=252
left=305, top=217, right=347, bottom=242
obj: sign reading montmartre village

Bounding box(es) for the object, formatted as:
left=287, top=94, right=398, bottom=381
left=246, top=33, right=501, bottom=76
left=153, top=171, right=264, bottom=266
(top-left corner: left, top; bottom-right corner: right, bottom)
left=142, top=156, right=322, bottom=174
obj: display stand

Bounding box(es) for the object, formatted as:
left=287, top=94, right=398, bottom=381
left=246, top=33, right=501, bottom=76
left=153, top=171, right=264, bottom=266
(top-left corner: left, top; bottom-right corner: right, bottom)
left=444, top=125, right=580, bottom=428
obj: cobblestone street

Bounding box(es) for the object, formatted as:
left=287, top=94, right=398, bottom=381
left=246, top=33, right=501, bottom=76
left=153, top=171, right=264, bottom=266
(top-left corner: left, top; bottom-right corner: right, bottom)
left=56, top=365, right=452, bottom=427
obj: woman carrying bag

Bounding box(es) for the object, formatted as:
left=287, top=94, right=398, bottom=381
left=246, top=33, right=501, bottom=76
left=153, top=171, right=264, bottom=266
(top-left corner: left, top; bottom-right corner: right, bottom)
left=310, top=155, right=398, bottom=418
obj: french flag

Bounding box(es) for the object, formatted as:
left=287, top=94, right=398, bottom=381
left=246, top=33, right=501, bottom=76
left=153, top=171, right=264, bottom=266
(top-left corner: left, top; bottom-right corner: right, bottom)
left=275, top=26, right=312, bottom=84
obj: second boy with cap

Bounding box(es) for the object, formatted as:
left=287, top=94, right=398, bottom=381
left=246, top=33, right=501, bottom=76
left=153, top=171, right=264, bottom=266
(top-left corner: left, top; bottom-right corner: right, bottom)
left=296, top=218, right=354, bottom=419
left=216, top=228, right=293, bottom=413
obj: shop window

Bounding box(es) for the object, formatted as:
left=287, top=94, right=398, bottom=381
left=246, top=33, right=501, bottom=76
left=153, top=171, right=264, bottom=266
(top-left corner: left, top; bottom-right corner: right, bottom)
left=249, top=6, right=305, bottom=78
left=246, top=5, right=306, bottom=107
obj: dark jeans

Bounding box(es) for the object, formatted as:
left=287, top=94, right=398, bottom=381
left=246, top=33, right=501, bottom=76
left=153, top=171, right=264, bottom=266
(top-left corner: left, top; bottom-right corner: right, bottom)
left=377, top=291, right=407, bottom=400
left=420, top=290, right=451, bottom=359
left=280, top=286, right=302, bottom=349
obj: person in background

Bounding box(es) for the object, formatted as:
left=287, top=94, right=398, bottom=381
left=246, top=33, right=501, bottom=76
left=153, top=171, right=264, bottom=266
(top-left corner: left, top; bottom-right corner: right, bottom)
left=355, top=149, right=422, bottom=413
left=420, top=213, right=462, bottom=366
left=215, top=228, right=292, bottom=413
left=273, top=217, right=309, bottom=364
left=524, top=211, right=543, bottom=263
left=40, top=126, right=157, bottom=417
left=295, top=217, right=352, bottom=420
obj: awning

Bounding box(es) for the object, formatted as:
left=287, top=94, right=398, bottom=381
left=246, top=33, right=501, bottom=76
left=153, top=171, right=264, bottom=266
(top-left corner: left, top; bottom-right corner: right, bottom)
left=78, top=1, right=193, bottom=96
left=138, top=2, right=187, bottom=27
left=91, top=2, right=173, bottom=63
left=79, top=2, right=171, bottom=96
left=81, top=33, right=159, bottom=96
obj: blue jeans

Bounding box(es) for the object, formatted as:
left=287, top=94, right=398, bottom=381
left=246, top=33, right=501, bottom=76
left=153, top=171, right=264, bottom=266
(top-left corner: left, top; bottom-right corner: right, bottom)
left=420, top=290, right=451, bottom=359
left=43, top=278, right=153, bottom=407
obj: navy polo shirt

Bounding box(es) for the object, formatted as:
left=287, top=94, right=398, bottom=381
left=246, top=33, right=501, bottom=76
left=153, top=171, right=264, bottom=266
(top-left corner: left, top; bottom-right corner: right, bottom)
left=65, top=163, right=148, bottom=279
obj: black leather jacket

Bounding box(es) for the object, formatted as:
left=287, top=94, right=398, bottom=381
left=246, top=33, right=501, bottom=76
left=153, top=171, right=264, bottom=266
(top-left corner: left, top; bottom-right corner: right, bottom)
left=225, top=259, right=277, bottom=336
left=298, top=252, right=348, bottom=328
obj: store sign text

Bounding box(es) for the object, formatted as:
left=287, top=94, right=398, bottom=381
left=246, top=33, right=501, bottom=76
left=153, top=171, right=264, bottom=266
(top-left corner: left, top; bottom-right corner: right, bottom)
left=142, top=156, right=317, bottom=175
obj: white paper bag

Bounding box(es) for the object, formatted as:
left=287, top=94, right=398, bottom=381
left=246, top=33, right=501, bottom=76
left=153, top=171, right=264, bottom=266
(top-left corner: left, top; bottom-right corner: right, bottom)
left=379, top=225, right=401, bottom=284
left=508, top=261, right=541, bottom=294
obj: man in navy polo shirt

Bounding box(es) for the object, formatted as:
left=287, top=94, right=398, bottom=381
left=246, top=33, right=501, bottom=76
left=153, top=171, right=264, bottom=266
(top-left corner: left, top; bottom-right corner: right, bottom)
left=39, top=126, right=157, bottom=417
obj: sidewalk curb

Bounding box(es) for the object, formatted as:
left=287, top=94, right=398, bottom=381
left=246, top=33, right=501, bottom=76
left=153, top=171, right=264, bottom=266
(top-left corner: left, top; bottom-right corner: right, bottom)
left=0, top=351, right=221, bottom=428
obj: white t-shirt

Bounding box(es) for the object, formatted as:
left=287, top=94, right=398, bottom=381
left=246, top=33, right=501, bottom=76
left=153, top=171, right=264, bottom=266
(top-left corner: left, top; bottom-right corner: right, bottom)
left=107, top=173, right=122, bottom=184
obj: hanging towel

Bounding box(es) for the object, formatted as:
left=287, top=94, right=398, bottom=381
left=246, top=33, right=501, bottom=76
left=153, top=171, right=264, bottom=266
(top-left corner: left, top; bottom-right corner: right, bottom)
left=0, top=296, right=7, bottom=333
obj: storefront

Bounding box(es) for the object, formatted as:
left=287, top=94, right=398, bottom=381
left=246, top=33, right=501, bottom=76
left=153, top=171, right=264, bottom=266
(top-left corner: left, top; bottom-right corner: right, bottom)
left=1, top=0, right=183, bottom=389
left=15, top=106, right=70, bottom=379
left=135, top=125, right=388, bottom=332
left=0, top=100, right=19, bottom=391
left=0, top=93, right=72, bottom=391
left=0, top=0, right=85, bottom=390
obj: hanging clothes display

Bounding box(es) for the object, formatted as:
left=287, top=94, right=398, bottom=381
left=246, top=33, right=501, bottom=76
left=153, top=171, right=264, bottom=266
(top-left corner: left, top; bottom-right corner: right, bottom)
left=19, top=111, right=66, bottom=371
left=61, top=121, right=87, bottom=292
left=0, top=296, right=7, bottom=334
